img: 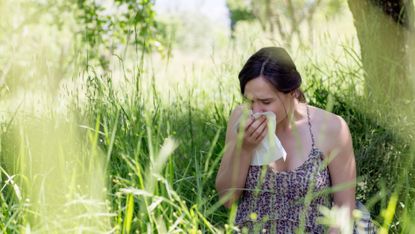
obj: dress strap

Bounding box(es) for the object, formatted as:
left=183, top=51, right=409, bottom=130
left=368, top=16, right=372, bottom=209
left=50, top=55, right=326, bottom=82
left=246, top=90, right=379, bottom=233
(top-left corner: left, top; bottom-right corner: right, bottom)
left=306, top=105, right=316, bottom=149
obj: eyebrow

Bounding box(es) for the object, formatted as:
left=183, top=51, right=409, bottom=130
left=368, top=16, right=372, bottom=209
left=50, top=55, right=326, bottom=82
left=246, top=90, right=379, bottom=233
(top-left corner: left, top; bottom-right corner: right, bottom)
left=243, top=96, right=275, bottom=101
left=257, top=98, right=274, bottom=101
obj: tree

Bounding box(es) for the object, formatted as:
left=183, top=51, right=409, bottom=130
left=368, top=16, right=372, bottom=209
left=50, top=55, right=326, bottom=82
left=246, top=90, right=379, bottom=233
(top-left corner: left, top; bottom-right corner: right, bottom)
left=74, top=0, right=165, bottom=69
left=0, top=0, right=167, bottom=97
left=347, top=0, right=415, bottom=108
left=226, top=0, right=343, bottom=48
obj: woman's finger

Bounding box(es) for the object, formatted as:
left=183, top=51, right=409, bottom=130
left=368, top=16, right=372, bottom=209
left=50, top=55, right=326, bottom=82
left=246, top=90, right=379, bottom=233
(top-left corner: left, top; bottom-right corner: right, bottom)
left=255, top=124, right=268, bottom=141
left=236, top=117, right=252, bottom=133
left=242, top=117, right=254, bottom=133
left=247, top=116, right=266, bottom=137
left=251, top=120, right=267, bottom=140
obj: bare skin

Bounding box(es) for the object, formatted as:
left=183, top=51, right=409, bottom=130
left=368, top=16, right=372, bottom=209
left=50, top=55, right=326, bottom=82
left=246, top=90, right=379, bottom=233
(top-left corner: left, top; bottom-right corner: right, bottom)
left=215, top=76, right=356, bottom=231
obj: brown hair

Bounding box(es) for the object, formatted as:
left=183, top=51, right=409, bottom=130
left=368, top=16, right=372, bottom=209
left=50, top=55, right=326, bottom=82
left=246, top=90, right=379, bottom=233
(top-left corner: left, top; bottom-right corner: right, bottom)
left=238, top=47, right=306, bottom=102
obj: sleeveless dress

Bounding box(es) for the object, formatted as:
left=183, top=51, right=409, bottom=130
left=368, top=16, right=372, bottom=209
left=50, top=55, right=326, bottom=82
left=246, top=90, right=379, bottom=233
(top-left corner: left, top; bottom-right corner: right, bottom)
left=234, top=106, right=332, bottom=233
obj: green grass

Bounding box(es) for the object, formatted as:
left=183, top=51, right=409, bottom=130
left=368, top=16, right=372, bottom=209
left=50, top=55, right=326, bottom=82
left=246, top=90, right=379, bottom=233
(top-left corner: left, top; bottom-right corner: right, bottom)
left=2, top=44, right=414, bottom=233
left=1, top=3, right=415, bottom=233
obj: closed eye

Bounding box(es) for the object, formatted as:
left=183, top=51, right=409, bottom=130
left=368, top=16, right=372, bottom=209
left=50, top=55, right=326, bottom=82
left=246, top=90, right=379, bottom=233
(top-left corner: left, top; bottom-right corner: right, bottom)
left=260, top=99, right=273, bottom=105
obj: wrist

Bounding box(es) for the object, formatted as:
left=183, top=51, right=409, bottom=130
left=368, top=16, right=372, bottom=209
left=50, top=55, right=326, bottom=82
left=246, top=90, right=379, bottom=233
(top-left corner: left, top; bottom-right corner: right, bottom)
left=241, top=144, right=255, bottom=156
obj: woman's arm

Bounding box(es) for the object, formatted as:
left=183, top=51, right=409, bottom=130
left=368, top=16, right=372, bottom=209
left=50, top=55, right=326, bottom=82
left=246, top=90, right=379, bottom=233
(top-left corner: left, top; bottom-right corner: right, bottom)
left=215, top=105, right=267, bottom=208
left=327, top=115, right=357, bottom=215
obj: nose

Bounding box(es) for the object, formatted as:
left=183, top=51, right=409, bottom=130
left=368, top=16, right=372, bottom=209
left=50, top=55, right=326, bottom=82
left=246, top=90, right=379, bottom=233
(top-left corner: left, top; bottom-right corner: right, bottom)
left=251, top=102, right=264, bottom=114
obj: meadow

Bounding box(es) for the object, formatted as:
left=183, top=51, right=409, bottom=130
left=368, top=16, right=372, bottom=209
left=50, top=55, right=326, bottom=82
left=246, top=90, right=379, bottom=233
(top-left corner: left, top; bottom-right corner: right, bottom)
left=1, top=1, right=415, bottom=233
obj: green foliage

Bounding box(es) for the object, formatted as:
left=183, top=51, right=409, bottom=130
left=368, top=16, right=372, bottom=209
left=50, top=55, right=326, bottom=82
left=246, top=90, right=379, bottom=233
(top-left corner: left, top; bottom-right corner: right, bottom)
left=304, top=62, right=415, bottom=233
left=226, top=0, right=346, bottom=29
left=59, top=46, right=413, bottom=232
left=225, top=0, right=348, bottom=48
left=74, top=0, right=166, bottom=68
left=0, top=0, right=167, bottom=99
left=226, top=0, right=256, bottom=30
left=78, top=66, right=230, bottom=231
left=2, top=40, right=414, bottom=232
left=1, top=1, right=414, bottom=232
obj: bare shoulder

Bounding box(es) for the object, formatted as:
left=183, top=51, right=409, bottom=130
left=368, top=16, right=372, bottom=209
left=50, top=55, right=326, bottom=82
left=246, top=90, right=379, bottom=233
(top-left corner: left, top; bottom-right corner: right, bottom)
left=308, top=105, right=348, bottom=131
left=307, top=105, right=352, bottom=153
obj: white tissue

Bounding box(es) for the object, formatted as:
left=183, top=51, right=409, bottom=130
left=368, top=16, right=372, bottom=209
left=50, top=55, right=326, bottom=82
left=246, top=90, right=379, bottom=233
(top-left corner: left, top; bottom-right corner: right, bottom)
left=234, top=111, right=287, bottom=165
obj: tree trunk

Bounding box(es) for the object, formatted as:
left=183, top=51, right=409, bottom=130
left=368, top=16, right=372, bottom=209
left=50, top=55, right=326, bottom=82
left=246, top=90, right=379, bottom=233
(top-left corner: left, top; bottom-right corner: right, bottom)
left=347, top=0, right=414, bottom=108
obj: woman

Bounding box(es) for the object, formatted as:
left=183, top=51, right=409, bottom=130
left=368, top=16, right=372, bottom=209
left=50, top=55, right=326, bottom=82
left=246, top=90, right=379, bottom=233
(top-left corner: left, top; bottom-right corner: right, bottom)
left=215, top=47, right=374, bottom=233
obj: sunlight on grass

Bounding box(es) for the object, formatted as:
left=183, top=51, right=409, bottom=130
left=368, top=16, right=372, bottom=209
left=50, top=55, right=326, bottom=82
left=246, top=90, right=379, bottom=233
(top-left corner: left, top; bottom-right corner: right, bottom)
left=0, top=0, right=414, bottom=233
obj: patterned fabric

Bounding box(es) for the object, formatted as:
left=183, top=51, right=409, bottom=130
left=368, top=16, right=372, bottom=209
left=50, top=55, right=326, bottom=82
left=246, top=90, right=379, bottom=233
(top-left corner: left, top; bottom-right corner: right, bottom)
left=234, top=105, right=377, bottom=233
left=234, top=105, right=332, bottom=233
left=354, top=201, right=378, bottom=234
left=234, top=147, right=332, bottom=233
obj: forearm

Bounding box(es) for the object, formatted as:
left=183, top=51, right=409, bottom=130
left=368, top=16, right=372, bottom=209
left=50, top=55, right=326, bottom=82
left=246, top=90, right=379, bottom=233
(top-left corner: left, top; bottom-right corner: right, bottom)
left=332, top=182, right=356, bottom=218
left=215, top=143, right=253, bottom=207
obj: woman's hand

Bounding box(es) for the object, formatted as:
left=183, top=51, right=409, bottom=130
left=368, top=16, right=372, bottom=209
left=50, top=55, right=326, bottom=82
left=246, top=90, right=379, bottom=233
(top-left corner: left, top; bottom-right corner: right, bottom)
left=240, top=115, right=268, bottom=151
left=216, top=107, right=269, bottom=208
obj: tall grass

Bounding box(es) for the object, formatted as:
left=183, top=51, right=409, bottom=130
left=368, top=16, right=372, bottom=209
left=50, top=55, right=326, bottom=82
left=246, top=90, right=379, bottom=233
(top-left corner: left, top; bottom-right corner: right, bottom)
left=1, top=2, right=415, bottom=233
left=1, top=45, right=415, bottom=234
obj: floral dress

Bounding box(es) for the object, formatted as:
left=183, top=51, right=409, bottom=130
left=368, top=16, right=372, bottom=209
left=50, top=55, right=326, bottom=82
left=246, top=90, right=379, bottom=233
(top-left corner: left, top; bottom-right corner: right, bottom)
left=234, top=106, right=377, bottom=233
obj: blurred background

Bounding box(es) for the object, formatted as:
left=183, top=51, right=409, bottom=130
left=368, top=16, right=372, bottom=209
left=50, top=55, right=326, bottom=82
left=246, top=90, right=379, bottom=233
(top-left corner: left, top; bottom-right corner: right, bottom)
left=0, top=0, right=414, bottom=233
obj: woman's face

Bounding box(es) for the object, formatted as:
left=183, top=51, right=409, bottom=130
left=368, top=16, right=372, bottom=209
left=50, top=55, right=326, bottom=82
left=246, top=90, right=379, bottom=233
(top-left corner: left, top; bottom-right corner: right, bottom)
left=243, top=76, right=291, bottom=124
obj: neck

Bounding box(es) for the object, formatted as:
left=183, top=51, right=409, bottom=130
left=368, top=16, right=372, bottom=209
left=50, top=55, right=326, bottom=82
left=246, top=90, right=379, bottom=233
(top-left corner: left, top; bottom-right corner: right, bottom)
left=276, top=99, right=304, bottom=133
